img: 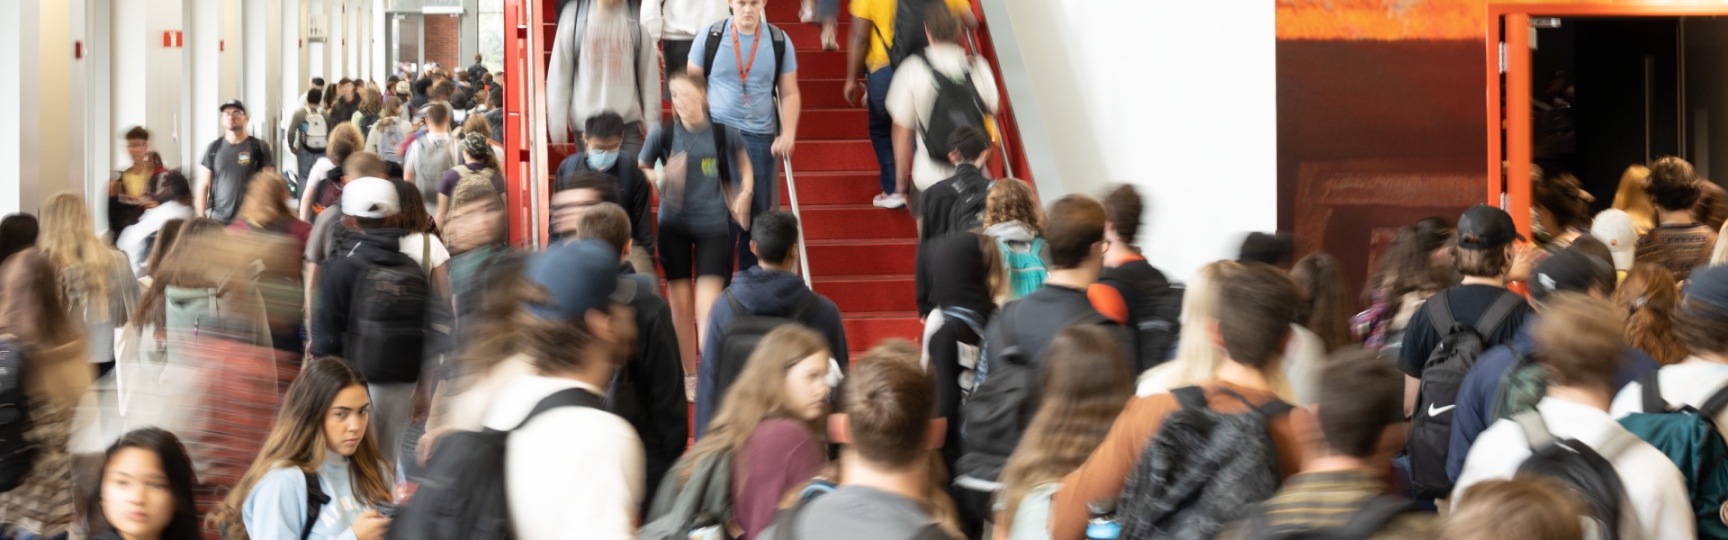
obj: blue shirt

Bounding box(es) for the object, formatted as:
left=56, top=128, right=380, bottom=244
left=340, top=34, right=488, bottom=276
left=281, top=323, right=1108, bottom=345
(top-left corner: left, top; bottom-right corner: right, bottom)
left=688, top=19, right=798, bottom=135
left=242, top=457, right=374, bottom=540
left=1445, top=319, right=1661, bottom=482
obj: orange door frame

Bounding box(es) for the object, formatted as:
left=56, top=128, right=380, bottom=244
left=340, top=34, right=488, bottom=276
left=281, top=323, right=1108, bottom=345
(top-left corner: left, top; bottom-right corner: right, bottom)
left=1486, top=3, right=1728, bottom=239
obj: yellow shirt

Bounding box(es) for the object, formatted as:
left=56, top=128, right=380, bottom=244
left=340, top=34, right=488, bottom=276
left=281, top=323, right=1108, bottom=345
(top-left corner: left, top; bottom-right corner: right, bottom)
left=120, top=169, right=153, bottom=200
left=850, top=0, right=974, bottom=73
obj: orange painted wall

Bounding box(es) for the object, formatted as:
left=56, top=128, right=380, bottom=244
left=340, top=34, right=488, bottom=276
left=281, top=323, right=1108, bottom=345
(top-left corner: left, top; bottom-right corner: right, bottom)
left=1277, top=0, right=1641, bottom=40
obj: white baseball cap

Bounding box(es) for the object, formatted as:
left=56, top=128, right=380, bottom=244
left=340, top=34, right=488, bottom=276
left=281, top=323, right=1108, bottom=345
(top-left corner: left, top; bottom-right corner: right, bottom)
left=1591, top=209, right=1637, bottom=271
left=341, top=177, right=401, bottom=219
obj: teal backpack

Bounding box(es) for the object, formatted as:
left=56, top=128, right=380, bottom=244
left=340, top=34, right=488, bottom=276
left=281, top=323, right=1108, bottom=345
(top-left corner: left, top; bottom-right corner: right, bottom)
left=1491, top=348, right=1548, bottom=421
left=996, top=237, right=1048, bottom=299
left=1616, top=372, right=1728, bottom=538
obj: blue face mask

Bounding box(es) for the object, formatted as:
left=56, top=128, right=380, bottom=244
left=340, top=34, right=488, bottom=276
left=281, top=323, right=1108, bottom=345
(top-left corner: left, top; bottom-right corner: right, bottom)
left=587, top=150, right=619, bottom=171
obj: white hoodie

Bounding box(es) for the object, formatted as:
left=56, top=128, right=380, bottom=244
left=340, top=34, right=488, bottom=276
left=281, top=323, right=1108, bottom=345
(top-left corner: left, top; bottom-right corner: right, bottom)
left=640, top=0, right=730, bottom=42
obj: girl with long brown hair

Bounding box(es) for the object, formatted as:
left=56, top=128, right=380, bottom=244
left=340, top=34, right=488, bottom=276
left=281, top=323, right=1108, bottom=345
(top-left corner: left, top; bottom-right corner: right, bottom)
left=0, top=249, right=92, bottom=538
left=994, top=326, right=1133, bottom=539
left=1615, top=263, right=1689, bottom=365
left=208, top=356, right=393, bottom=540
left=39, top=192, right=139, bottom=372
left=678, top=325, right=833, bottom=539
left=1292, top=253, right=1354, bottom=352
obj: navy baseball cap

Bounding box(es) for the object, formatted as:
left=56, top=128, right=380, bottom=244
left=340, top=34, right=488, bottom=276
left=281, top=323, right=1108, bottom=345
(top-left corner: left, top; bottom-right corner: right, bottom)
left=524, top=239, right=620, bottom=322
left=218, top=99, right=246, bottom=113
left=1685, top=265, right=1728, bottom=310
left=1456, top=204, right=1524, bottom=250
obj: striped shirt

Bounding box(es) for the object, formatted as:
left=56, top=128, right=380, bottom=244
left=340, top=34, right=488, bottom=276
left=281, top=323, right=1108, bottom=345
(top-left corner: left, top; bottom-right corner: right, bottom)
left=1217, top=470, right=1436, bottom=540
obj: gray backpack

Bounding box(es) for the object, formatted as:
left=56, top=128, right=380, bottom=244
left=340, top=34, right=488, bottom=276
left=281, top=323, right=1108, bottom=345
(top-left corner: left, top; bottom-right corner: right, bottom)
left=638, top=450, right=732, bottom=540
left=412, top=134, right=458, bottom=204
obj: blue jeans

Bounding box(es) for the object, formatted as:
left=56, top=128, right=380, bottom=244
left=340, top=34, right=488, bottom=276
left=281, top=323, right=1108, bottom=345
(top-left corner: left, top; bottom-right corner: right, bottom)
left=732, top=131, right=778, bottom=271
left=867, top=67, right=896, bottom=195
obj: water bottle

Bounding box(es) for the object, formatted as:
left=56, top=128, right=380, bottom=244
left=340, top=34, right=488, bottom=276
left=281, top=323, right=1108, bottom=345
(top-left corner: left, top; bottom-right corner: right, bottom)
left=1085, top=499, right=1121, bottom=540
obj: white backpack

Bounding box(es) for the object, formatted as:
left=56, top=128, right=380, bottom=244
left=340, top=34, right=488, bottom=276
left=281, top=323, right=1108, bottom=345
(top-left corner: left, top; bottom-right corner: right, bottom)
left=302, top=108, right=329, bottom=152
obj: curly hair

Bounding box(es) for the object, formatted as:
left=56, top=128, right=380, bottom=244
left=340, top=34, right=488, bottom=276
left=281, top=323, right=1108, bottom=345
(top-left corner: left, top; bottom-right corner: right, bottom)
left=982, top=178, right=1043, bottom=235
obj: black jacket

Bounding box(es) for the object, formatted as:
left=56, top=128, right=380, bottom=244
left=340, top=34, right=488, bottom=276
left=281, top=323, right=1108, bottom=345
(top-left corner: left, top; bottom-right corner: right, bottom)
left=311, top=228, right=411, bottom=373
left=609, top=267, right=689, bottom=512
left=557, top=153, right=654, bottom=252
left=983, top=284, right=1131, bottom=373
left=915, top=165, right=992, bottom=316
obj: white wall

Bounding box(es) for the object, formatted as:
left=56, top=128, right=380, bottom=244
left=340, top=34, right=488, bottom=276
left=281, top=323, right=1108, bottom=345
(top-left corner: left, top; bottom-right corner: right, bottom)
left=991, top=0, right=1277, bottom=280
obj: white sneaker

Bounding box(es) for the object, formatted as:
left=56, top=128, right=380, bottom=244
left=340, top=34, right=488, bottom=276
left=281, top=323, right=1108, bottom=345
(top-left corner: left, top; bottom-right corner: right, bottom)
left=800, top=7, right=816, bottom=22
left=872, top=192, right=892, bottom=207
left=880, top=193, right=907, bottom=209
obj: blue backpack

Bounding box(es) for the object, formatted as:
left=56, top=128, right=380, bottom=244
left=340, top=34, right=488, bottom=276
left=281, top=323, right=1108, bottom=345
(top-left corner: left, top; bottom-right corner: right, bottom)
left=1616, top=373, right=1728, bottom=538
left=996, top=237, right=1047, bottom=299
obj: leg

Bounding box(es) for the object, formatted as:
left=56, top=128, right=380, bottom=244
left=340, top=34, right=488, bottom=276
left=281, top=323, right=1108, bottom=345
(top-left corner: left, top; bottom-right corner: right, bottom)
left=622, top=121, right=647, bottom=166
left=367, top=382, right=416, bottom=469
left=866, top=67, right=897, bottom=197
left=660, top=223, right=699, bottom=375
left=693, top=232, right=735, bottom=346
left=663, top=40, right=695, bottom=100
left=628, top=239, right=655, bottom=275
left=735, top=132, right=778, bottom=270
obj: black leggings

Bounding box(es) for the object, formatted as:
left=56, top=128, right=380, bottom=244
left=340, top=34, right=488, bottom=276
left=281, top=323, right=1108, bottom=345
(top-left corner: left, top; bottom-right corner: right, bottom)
left=658, top=221, right=733, bottom=280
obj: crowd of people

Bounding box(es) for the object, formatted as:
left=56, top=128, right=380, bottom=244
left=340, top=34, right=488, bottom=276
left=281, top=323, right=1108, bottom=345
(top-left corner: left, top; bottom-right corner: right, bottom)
left=5, top=0, right=1728, bottom=539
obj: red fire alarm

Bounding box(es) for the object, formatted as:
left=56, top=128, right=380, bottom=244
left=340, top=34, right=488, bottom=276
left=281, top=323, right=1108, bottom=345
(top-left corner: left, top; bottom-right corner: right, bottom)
left=219, top=39, right=225, bottom=52
left=162, top=31, right=183, bottom=48
left=74, top=41, right=82, bottom=59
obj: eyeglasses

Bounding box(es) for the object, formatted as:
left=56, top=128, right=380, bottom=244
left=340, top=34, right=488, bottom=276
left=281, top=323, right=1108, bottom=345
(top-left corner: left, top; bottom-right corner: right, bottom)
left=221, top=110, right=246, bottom=117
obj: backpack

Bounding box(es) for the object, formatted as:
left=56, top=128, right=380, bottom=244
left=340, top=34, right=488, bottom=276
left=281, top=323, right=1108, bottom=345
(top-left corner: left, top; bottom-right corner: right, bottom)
left=942, top=174, right=989, bottom=235
left=701, top=19, right=789, bottom=124
left=342, top=250, right=431, bottom=383
left=376, top=119, right=408, bottom=165
left=568, top=0, right=645, bottom=106
left=873, top=0, right=938, bottom=69
left=300, top=470, right=330, bottom=540
left=768, top=484, right=948, bottom=540
left=1098, top=261, right=1185, bottom=373
left=357, top=111, right=380, bottom=139
left=910, top=52, right=989, bottom=163
left=1242, top=496, right=1420, bottom=540
left=638, top=450, right=732, bottom=540
left=389, top=387, right=605, bottom=540
left=302, top=108, right=330, bottom=152
left=955, top=305, right=1107, bottom=487
left=1510, top=410, right=1633, bottom=540
left=1405, top=291, right=1525, bottom=499
left=1490, top=348, right=1547, bottom=422
left=996, top=237, right=1047, bottom=299
left=1116, top=386, right=1294, bottom=540
left=0, top=336, right=36, bottom=493
left=712, top=289, right=817, bottom=411
left=1615, top=373, right=1728, bottom=538
left=454, top=165, right=496, bottom=196
left=412, top=135, right=459, bottom=204
left=311, top=166, right=346, bottom=217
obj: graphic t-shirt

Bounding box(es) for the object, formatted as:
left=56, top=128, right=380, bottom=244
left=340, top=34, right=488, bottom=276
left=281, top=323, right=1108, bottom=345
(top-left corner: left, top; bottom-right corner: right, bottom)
left=200, top=136, right=273, bottom=223
left=640, top=121, right=746, bottom=237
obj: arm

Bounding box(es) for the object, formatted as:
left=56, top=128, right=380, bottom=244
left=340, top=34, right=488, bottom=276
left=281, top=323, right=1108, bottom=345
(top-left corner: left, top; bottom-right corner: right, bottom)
left=1049, top=397, right=1163, bottom=540
left=843, top=17, right=873, bottom=106
left=974, top=58, right=1001, bottom=113
left=298, top=172, right=321, bottom=221
left=287, top=109, right=305, bottom=154
left=731, top=146, right=754, bottom=229
left=685, top=32, right=706, bottom=78
left=637, top=302, right=689, bottom=499
left=773, top=71, right=801, bottom=157
left=403, top=142, right=420, bottom=184
left=630, top=168, right=654, bottom=251
left=639, top=22, right=662, bottom=125
left=546, top=3, right=579, bottom=144
left=891, top=123, right=913, bottom=196
left=195, top=165, right=213, bottom=217
left=435, top=194, right=450, bottom=230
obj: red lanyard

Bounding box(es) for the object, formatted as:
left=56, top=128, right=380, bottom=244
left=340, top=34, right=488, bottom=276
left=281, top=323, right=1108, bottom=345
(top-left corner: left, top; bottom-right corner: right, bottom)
left=731, top=22, right=762, bottom=109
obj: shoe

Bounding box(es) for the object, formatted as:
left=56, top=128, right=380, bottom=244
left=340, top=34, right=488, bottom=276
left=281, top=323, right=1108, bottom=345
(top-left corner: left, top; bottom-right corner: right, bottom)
left=872, top=192, right=892, bottom=207
left=880, top=193, right=907, bottom=209
left=800, top=7, right=816, bottom=22
left=822, top=26, right=839, bottom=50
left=685, top=376, right=697, bottom=403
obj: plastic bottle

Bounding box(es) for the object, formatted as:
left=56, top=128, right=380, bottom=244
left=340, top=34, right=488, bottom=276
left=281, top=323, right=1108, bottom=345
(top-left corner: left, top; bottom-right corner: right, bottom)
left=1086, top=499, right=1121, bottom=540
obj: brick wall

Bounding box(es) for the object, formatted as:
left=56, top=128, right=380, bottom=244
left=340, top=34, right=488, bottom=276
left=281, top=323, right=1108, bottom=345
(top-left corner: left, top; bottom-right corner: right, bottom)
left=424, top=14, right=461, bottom=72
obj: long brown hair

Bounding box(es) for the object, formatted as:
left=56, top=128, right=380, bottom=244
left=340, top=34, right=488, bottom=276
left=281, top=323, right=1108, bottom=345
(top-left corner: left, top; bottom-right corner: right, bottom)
left=1616, top=264, right=1689, bottom=365
left=996, top=326, right=1133, bottom=524
left=140, top=218, right=185, bottom=278
left=235, top=172, right=295, bottom=229
left=681, top=325, right=830, bottom=485
left=208, top=357, right=393, bottom=539
left=1364, top=217, right=1454, bottom=304
left=0, top=249, right=90, bottom=406
left=39, top=192, right=126, bottom=319
left=1293, top=253, right=1354, bottom=352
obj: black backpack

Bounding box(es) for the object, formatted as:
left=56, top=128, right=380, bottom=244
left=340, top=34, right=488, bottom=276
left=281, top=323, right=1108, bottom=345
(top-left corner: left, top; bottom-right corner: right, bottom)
left=942, top=175, right=989, bottom=235
left=701, top=18, right=789, bottom=123
left=300, top=470, right=330, bottom=540
left=0, top=336, right=35, bottom=493
left=1116, top=387, right=1293, bottom=540
left=713, top=289, right=817, bottom=410
left=358, top=112, right=380, bottom=139
left=1406, top=291, right=1525, bottom=499
left=910, top=52, right=989, bottom=163
left=1243, top=496, right=1420, bottom=540
left=1510, top=410, right=1633, bottom=540
left=342, top=250, right=431, bottom=383
left=955, top=304, right=1107, bottom=486
left=1098, top=261, right=1184, bottom=374
left=389, top=387, right=605, bottom=540
left=873, top=0, right=939, bottom=69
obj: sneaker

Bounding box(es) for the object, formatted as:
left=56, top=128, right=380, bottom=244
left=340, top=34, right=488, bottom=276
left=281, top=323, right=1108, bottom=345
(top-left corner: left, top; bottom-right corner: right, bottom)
left=800, top=6, right=816, bottom=22
left=872, top=192, right=892, bottom=207
left=821, top=26, right=839, bottom=50
left=685, top=376, right=697, bottom=403
left=880, top=193, right=907, bottom=209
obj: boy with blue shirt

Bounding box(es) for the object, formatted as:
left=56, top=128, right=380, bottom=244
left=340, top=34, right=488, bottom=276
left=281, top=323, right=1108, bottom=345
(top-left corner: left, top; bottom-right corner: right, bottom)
left=687, top=0, right=802, bottom=270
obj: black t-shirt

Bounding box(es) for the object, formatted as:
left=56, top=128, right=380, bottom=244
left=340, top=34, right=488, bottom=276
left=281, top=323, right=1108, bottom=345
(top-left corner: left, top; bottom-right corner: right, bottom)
left=1397, top=284, right=1534, bottom=378
left=200, top=136, right=274, bottom=223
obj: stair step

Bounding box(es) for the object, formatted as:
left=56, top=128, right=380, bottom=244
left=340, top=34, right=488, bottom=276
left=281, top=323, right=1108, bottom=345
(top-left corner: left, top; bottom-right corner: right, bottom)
left=766, top=0, right=854, bottom=24
left=814, top=276, right=917, bottom=312
left=792, top=50, right=852, bottom=79
left=841, top=313, right=926, bottom=347
left=796, top=79, right=857, bottom=109
left=798, top=109, right=870, bottom=140
left=805, top=240, right=918, bottom=276
left=799, top=205, right=917, bottom=240
left=790, top=140, right=879, bottom=171
left=783, top=171, right=884, bottom=205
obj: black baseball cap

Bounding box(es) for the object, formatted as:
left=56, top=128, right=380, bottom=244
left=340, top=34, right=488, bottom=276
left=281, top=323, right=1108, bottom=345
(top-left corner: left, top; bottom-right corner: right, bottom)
left=218, top=99, right=246, bottom=113
left=1528, top=249, right=1614, bottom=302
left=1456, top=204, right=1523, bottom=250
left=1238, top=232, right=1294, bottom=265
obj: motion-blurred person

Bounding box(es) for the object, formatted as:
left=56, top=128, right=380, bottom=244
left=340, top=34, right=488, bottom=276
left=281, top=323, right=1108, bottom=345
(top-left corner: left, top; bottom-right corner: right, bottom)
left=109, top=127, right=168, bottom=239
left=328, top=79, right=361, bottom=130
left=1613, top=164, right=1657, bottom=234
left=555, top=112, right=655, bottom=274
left=546, top=0, right=659, bottom=156
left=298, top=123, right=368, bottom=221
left=1354, top=217, right=1455, bottom=352
left=1638, top=156, right=1719, bottom=281
left=116, top=170, right=194, bottom=277
left=84, top=428, right=201, bottom=540
left=1614, top=264, right=1688, bottom=365
left=440, top=180, right=511, bottom=335
left=1532, top=172, right=1593, bottom=249
left=1441, top=477, right=1587, bottom=540
left=1292, top=253, right=1353, bottom=353
left=207, top=357, right=393, bottom=540
left=352, top=87, right=382, bottom=138
left=995, top=326, right=1133, bottom=540
left=886, top=4, right=996, bottom=211
left=548, top=170, right=622, bottom=244
left=0, top=250, right=94, bottom=539
left=844, top=0, right=972, bottom=209
left=229, top=173, right=313, bottom=359
left=1087, top=184, right=1182, bottom=370
left=1611, top=265, right=1728, bottom=435
left=135, top=219, right=183, bottom=285
left=363, top=97, right=409, bottom=178
left=1695, top=178, right=1727, bottom=233
left=481, top=90, right=504, bottom=144
left=40, top=193, right=139, bottom=377
left=0, top=213, right=37, bottom=266
left=435, top=132, right=506, bottom=228
left=1592, top=209, right=1638, bottom=283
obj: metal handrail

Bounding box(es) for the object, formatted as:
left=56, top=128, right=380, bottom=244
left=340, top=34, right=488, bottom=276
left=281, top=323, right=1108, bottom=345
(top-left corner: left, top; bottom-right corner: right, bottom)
left=777, top=97, right=813, bottom=288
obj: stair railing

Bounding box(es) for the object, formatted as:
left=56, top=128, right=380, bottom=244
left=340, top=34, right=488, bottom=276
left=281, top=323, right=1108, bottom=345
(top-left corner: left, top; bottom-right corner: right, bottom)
left=963, top=32, right=1015, bottom=179
left=777, top=96, right=814, bottom=288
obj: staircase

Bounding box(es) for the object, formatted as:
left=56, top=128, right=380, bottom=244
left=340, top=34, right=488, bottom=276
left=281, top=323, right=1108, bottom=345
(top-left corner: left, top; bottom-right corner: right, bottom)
left=534, top=0, right=927, bottom=358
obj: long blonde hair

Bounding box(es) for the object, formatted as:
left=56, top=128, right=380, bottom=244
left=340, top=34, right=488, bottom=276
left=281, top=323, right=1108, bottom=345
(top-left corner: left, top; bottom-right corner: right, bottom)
left=1143, top=260, right=1297, bottom=400
left=1713, top=220, right=1728, bottom=267
left=39, top=192, right=126, bottom=321
left=1612, top=165, right=1657, bottom=233
left=235, top=172, right=294, bottom=229
left=208, top=357, right=393, bottom=539
left=682, top=325, right=830, bottom=485
left=997, top=326, right=1133, bottom=526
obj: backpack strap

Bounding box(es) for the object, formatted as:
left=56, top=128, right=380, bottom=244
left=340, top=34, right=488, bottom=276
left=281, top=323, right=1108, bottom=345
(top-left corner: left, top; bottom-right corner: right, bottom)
left=1593, top=428, right=1639, bottom=462
left=1424, top=292, right=1458, bottom=338
left=511, top=387, right=605, bottom=431
left=713, top=123, right=734, bottom=189
left=1334, top=496, right=1419, bottom=538
left=703, top=19, right=727, bottom=80
left=773, top=486, right=822, bottom=540
left=1172, top=386, right=1210, bottom=412
left=1698, top=380, right=1728, bottom=418
left=1638, top=371, right=1669, bottom=413
left=301, top=469, right=329, bottom=540
left=1472, top=291, right=1526, bottom=339
left=1512, top=409, right=1555, bottom=450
